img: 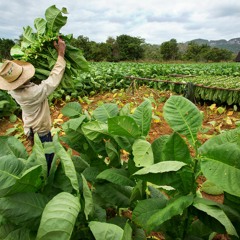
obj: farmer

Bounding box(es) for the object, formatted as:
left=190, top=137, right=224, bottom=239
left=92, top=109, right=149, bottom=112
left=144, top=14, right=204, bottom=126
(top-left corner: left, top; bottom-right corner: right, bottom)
left=0, top=36, right=66, bottom=174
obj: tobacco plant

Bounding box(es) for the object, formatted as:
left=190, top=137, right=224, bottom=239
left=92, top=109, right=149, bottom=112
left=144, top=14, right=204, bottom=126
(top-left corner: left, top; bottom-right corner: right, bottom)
left=0, top=95, right=240, bottom=239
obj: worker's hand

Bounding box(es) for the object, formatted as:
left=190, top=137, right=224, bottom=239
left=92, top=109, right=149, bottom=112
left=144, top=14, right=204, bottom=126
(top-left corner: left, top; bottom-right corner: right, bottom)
left=54, top=37, right=66, bottom=57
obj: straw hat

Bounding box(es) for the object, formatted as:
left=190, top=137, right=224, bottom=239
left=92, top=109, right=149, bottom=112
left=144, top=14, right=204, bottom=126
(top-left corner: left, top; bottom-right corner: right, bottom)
left=0, top=60, right=35, bottom=90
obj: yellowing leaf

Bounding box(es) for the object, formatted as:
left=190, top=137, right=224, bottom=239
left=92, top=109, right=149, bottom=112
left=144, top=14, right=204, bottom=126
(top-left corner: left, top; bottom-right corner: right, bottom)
left=217, top=107, right=226, bottom=114
left=215, top=123, right=222, bottom=132
left=224, top=116, right=232, bottom=125
left=58, top=113, right=63, bottom=119
left=131, top=107, right=136, bottom=114
left=121, top=149, right=129, bottom=155
left=53, top=119, right=63, bottom=125
left=209, top=104, right=216, bottom=111
left=155, top=111, right=163, bottom=116
left=208, top=121, right=216, bottom=126
left=227, top=111, right=233, bottom=116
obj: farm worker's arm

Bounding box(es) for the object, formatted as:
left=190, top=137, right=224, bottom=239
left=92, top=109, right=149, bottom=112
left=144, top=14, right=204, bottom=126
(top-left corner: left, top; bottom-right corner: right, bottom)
left=35, top=37, right=66, bottom=99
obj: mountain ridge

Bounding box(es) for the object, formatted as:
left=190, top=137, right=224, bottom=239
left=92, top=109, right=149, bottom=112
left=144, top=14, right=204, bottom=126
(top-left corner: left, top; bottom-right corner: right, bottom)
left=186, top=38, right=240, bottom=53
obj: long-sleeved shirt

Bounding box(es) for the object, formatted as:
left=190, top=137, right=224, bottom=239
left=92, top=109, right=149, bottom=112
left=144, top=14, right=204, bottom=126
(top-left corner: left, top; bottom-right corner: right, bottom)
left=8, top=56, right=66, bottom=136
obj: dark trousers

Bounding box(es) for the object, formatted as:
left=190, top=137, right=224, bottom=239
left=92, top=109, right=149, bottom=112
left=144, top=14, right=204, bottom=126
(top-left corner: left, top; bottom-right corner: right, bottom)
left=39, top=132, right=54, bottom=174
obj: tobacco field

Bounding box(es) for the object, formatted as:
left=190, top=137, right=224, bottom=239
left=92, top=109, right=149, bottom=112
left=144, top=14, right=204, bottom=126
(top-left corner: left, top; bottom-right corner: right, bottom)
left=1, top=55, right=240, bottom=240
left=1, top=83, right=240, bottom=239
left=1, top=5, right=240, bottom=240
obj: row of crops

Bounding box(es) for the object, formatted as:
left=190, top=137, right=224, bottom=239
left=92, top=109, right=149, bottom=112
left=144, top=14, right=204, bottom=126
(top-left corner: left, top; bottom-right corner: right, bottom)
left=55, top=61, right=240, bottom=105
left=1, top=61, right=240, bottom=119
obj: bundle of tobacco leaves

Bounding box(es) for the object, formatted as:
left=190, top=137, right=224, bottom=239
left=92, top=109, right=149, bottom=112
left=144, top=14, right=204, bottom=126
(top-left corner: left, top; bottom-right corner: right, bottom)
left=10, top=5, right=89, bottom=89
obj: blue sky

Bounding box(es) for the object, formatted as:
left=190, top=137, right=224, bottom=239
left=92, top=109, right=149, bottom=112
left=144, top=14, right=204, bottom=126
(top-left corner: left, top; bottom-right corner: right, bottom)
left=1, top=0, right=240, bottom=44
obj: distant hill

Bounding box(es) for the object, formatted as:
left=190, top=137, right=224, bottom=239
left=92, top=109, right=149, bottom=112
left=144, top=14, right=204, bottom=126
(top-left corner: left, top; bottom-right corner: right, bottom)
left=186, top=38, right=240, bottom=54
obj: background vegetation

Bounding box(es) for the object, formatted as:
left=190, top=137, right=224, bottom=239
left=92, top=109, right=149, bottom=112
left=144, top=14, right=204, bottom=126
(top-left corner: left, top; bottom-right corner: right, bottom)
left=0, top=35, right=237, bottom=63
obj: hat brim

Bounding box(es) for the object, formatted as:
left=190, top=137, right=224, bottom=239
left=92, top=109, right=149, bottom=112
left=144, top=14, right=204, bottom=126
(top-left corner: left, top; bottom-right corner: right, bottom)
left=0, top=60, right=35, bottom=91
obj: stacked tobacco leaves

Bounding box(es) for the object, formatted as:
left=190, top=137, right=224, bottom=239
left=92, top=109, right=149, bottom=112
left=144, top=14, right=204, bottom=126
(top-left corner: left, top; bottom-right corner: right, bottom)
left=10, top=5, right=89, bottom=89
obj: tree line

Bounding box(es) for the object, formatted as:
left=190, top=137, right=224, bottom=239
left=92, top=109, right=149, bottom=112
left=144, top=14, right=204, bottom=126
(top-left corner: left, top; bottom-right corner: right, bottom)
left=0, top=35, right=235, bottom=63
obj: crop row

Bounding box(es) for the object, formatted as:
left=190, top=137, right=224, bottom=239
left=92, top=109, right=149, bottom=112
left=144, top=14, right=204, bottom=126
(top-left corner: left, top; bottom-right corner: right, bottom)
left=1, top=62, right=240, bottom=119
left=56, top=62, right=240, bottom=105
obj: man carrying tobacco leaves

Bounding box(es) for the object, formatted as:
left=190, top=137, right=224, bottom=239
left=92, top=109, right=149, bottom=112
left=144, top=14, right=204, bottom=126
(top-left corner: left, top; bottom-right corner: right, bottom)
left=0, top=36, right=66, bottom=174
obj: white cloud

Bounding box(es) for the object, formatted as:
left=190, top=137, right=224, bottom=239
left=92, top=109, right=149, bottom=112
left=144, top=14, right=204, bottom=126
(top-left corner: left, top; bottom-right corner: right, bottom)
left=0, top=0, right=239, bottom=44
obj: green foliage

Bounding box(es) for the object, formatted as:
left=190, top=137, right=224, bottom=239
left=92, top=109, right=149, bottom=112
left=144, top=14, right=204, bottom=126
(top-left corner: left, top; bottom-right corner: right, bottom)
left=89, top=221, right=124, bottom=240
left=0, top=90, right=19, bottom=118
left=2, top=60, right=240, bottom=119
left=160, top=38, right=179, bottom=61
left=0, top=38, right=15, bottom=61
left=36, top=192, right=80, bottom=239
left=116, top=34, right=145, bottom=61
left=10, top=5, right=89, bottom=89
left=1, top=96, right=240, bottom=239
left=183, top=41, right=233, bottom=62
left=163, top=95, right=203, bottom=146
left=61, top=95, right=240, bottom=238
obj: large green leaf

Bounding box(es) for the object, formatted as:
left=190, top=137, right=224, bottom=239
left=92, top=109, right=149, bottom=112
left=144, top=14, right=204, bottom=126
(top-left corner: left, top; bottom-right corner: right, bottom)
left=89, top=221, right=124, bottom=240
left=53, top=135, right=79, bottom=195
left=93, top=103, right=119, bottom=123
left=82, top=121, right=109, bottom=141
left=45, top=5, right=68, bottom=35
left=187, top=219, right=213, bottom=239
left=193, top=198, right=238, bottom=237
left=163, top=95, right=203, bottom=145
left=146, top=194, right=194, bottom=232
left=132, top=139, right=154, bottom=167
left=48, top=161, right=73, bottom=193
left=162, top=132, right=192, bottom=165
left=0, top=227, right=32, bottom=240
left=65, top=44, right=89, bottom=72
left=26, top=134, right=47, bottom=177
left=60, top=129, right=88, bottom=154
left=22, top=26, right=36, bottom=47
left=133, top=161, right=187, bottom=175
left=113, top=136, right=134, bottom=153
left=200, top=144, right=240, bottom=197
left=201, top=180, right=224, bottom=195
left=6, top=165, right=43, bottom=196
left=0, top=223, right=15, bottom=239
left=0, top=155, right=25, bottom=197
left=199, top=127, right=240, bottom=154
left=64, top=116, right=86, bottom=131
left=0, top=136, right=28, bottom=159
left=122, top=221, right=132, bottom=240
left=96, top=168, right=135, bottom=187
left=10, top=44, right=24, bottom=58
left=0, top=192, right=48, bottom=229
left=36, top=192, right=80, bottom=240
left=61, top=102, right=82, bottom=118
left=34, top=18, right=47, bottom=36
left=95, top=183, right=131, bottom=207
left=132, top=198, right=168, bottom=229
left=81, top=174, right=93, bottom=220
left=119, top=103, right=131, bottom=116
left=132, top=99, right=152, bottom=136
left=133, top=169, right=182, bottom=189
left=201, top=142, right=240, bottom=168
left=108, top=116, right=140, bottom=139
left=151, top=135, right=169, bottom=163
